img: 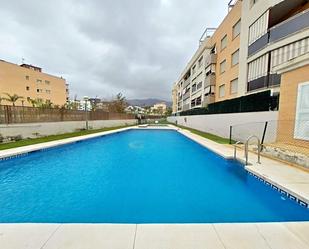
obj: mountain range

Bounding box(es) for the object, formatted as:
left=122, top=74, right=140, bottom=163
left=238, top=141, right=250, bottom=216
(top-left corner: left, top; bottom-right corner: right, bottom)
left=127, top=98, right=172, bottom=107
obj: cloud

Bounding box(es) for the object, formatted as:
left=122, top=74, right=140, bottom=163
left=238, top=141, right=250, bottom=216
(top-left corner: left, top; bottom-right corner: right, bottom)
left=0, top=0, right=228, bottom=100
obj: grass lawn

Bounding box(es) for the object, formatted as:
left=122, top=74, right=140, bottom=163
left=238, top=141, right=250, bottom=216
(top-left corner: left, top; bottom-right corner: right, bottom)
left=0, top=125, right=133, bottom=151
left=175, top=124, right=231, bottom=144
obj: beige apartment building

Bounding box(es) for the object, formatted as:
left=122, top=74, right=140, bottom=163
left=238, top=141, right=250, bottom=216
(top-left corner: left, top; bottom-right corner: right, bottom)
left=173, top=0, right=242, bottom=113
left=0, top=60, right=69, bottom=107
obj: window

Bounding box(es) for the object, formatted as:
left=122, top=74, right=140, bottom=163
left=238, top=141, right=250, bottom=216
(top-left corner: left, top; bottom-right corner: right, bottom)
left=220, top=60, right=226, bottom=74
left=198, top=56, right=203, bottom=68
left=37, top=79, right=42, bottom=83
left=230, top=78, right=238, bottom=94
left=248, top=53, right=269, bottom=82
left=294, top=82, right=309, bottom=140
left=197, top=82, right=202, bottom=90
left=46, top=90, right=51, bottom=94
left=192, top=84, right=197, bottom=93
left=192, top=65, right=196, bottom=74
left=249, top=11, right=269, bottom=45
left=37, top=89, right=43, bottom=93
left=25, top=76, right=29, bottom=80
left=196, top=96, right=202, bottom=106
left=232, top=49, right=239, bottom=66
left=233, top=19, right=241, bottom=39
left=219, top=84, right=225, bottom=98
left=26, top=86, right=30, bottom=91
left=221, top=35, right=227, bottom=50
left=45, top=80, right=50, bottom=85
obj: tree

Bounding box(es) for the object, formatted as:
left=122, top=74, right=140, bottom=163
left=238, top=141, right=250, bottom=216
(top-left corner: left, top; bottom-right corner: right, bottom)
left=108, top=93, right=127, bottom=113
left=27, top=98, right=38, bottom=107
left=3, top=93, right=23, bottom=106
left=27, top=98, right=53, bottom=108
left=166, top=107, right=172, bottom=116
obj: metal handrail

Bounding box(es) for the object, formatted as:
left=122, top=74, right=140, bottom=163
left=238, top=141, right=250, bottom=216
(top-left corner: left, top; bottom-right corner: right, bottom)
left=245, top=135, right=261, bottom=165
left=233, top=141, right=243, bottom=159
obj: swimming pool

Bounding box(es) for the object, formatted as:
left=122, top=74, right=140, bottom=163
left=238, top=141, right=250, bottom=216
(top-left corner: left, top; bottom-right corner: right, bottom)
left=0, top=129, right=308, bottom=223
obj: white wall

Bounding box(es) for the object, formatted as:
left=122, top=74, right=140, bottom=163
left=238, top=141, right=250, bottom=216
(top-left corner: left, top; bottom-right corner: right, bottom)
left=167, top=111, right=278, bottom=143
left=0, top=119, right=137, bottom=139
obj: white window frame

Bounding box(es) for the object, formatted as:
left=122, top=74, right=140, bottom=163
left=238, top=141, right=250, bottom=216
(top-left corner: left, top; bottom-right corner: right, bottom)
left=231, top=49, right=239, bottom=66
left=232, top=19, right=241, bottom=39
left=230, top=78, right=238, bottom=94
left=220, top=60, right=226, bottom=74
left=219, top=84, right=225, bottom=98
left=294, top=82, right=309, bottom=140
left=221, top=35, right=227, bottom=50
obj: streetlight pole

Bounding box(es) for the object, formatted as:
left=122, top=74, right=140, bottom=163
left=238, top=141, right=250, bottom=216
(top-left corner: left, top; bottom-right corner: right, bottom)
left=84, top=96, right=89, bottom=130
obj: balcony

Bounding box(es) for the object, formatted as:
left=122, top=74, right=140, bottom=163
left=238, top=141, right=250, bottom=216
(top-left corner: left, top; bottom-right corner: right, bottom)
left=205, top=73, right=216, bottom=87
left=248, top=6, right=309, bottom=57
left=205, top=54, right=217, bottom=68
left=203, top=94, right=215, bottom=107
left=248, top=33, right=269, bottom=57
left=183, top=78, right=191, bottom=88
left=247, top=74, right=281, bottom=92
left=183, top=91, right=190, bottom=100
left=183, top=103, right=190, bottom=111
left=269, top=9, right=309, bottom=43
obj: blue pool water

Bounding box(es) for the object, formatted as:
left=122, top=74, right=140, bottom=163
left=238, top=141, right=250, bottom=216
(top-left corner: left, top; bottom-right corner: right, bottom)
left=0, top=129, right=309, bottom=223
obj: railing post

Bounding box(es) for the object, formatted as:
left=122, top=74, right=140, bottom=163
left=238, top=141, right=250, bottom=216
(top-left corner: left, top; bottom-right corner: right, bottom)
left=261, top=121, right=268, bottom=149
left=229, top=126, right=233, bottom=144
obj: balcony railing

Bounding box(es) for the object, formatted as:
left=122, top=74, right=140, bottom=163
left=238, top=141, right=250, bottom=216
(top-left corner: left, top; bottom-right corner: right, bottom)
left=183, top=91, right=190, bottom=100
left=203, top=95, right=215, bottom=107
left=247, top=74, right=281, bottom=92
left=183, top=78, right=191, bottom=88
left=205, top=73, right=216, bottom=87
left=269, top=9, right=309, bottom=43
left=248, top=9, right=309, bottom=57
left=205, top=54, right=217, bottom=68
left=183, top=103, right=190, bottom=111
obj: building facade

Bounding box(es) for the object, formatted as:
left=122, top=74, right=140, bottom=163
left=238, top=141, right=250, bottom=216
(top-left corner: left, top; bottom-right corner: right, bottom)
left=0, top=60, right=69, bottom=107
left=173, top=0, right=242, bottom=113
left=172, top=0, right=309, bottom=114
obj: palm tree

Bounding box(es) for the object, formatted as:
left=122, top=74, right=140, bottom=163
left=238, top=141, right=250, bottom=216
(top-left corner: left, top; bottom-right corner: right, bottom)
left=27, top=98, right=38, bottom=107
left=3, top=93, right=23, bottom=107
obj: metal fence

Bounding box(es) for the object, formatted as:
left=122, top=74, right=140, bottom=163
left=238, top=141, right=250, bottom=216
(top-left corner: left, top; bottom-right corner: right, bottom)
left=230, top=120, right=309, bottom=168
left=0, top=105, right=135, bottom=124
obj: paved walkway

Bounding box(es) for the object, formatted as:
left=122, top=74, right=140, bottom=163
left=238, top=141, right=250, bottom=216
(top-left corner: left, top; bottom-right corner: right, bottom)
left=1, top=222, right=309, bottom=249
left=1, top=126, right=309, bottom=248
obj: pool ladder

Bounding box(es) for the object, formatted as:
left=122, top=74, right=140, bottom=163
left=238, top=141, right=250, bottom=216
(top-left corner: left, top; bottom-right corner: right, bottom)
left=234, top=135, right=261, bottom=165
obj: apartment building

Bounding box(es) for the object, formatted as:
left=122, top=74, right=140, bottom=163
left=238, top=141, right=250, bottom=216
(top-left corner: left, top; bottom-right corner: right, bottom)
left=237, top=0, right=309, bottom=147
left=0, top=60, right=69, bottom=107
left=172, top=0, right=309, bottom=115
left=173, top=0, right=242, bottom=113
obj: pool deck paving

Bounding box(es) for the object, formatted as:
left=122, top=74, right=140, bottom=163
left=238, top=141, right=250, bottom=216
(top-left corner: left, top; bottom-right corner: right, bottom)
left=0, top=125, right=309, bottom=249
left=1, top=223, right=309, bottom=249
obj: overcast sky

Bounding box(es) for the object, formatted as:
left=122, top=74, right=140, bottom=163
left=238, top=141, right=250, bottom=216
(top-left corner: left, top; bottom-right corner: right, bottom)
left=0, top=0, right=229, bottom=101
